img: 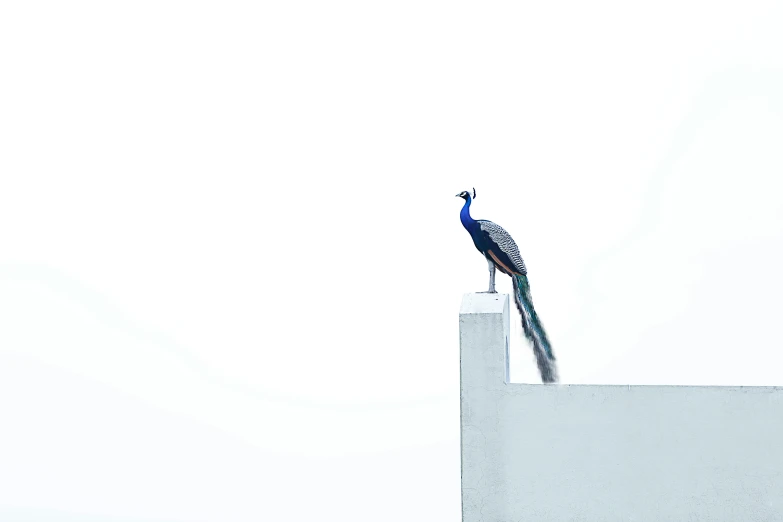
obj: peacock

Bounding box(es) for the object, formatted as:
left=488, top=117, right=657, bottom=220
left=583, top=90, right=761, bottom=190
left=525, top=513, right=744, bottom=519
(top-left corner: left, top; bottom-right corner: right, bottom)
left=456, top=188, right=558, bottom=383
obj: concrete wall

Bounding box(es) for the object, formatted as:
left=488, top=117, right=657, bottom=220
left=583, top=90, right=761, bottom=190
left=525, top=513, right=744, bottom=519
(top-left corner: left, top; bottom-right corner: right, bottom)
left=459, top=293, right=783, bottom=521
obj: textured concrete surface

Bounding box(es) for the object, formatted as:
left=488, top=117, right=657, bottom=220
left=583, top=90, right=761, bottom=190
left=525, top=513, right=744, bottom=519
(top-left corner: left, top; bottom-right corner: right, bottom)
left=460, top=292, right=783, bottom=522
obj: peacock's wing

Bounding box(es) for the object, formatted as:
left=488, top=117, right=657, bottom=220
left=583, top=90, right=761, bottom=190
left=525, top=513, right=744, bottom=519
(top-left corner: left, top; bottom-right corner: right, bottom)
left=477, top=220, right=528, bottom=275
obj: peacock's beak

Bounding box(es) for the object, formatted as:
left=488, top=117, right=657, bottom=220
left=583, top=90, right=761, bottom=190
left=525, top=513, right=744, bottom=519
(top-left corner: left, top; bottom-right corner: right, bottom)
left=455, top=193, right=461, bottom=197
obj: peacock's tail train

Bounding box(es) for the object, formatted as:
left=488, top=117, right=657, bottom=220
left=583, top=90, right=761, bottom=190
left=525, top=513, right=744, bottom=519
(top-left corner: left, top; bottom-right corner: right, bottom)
left=512, top=273, right=558, bottom=384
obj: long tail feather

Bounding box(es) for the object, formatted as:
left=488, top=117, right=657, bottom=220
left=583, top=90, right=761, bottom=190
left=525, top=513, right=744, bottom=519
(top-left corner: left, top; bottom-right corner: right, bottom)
left=512, top=274, right=558, bottom=383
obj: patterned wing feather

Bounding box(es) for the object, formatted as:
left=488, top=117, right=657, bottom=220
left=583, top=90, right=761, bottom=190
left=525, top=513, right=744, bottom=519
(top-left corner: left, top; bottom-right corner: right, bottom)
left=478, top=220, right=527, bottom=275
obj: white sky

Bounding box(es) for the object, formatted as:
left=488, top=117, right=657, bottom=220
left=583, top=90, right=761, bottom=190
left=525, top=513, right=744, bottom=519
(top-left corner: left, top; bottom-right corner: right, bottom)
left=1, top=1, right=783, bottom=520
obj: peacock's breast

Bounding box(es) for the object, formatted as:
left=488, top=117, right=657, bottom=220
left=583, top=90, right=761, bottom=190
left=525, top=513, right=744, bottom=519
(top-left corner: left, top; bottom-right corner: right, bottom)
left=469, top=228, right=488, bottom=254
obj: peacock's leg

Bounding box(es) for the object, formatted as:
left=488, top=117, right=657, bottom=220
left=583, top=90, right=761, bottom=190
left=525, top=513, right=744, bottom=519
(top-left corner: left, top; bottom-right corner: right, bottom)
left=487, top=258, right=496, bottom=293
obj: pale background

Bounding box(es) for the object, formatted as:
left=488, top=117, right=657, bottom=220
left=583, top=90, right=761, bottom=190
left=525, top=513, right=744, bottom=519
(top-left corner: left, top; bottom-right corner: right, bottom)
left=1, top=1, right=782, bottom=520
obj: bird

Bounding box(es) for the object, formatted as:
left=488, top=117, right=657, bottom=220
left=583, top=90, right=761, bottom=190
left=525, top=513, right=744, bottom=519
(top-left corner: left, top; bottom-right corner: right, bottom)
left=456, top=188, right=558, bottom=383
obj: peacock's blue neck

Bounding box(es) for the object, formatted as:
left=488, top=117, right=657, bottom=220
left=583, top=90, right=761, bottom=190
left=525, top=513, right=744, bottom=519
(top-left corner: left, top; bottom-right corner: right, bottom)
left=460, top=197, right=478, bottom=231
left=459, top=195, right=487, bottom=254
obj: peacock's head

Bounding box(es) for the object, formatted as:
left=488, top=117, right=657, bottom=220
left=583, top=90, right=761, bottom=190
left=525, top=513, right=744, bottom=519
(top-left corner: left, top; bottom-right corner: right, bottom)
left=456, top=188, right=476, bottom=200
